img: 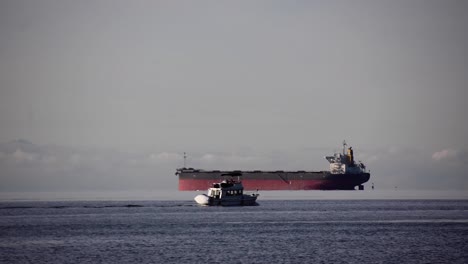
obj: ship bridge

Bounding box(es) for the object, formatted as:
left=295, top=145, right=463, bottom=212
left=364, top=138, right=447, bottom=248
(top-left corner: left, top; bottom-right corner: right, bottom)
left=325, top=141, right=367, bottom=174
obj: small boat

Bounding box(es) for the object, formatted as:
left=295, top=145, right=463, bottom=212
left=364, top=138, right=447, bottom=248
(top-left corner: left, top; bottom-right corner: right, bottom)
left=194, top=173, right=259, bottom=206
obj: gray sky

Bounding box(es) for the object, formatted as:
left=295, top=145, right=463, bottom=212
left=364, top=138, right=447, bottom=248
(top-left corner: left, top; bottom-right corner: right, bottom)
left=1, top=0, right=467, bottom=194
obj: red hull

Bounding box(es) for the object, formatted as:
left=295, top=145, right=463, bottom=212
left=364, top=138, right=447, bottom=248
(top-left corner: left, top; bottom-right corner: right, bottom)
left=179, top=178, right=360, bottom=191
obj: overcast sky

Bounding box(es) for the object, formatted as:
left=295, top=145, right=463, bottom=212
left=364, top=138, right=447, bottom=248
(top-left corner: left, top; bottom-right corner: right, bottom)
left=1, top=0, right=467, bottom=194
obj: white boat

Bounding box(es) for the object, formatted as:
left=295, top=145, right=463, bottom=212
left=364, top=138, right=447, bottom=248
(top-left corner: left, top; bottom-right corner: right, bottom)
left=194, top=173, right=259, bottom=206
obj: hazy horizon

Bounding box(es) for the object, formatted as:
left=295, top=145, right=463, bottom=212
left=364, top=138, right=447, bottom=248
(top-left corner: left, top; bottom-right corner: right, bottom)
left=1, top=1, right=467, bottom=196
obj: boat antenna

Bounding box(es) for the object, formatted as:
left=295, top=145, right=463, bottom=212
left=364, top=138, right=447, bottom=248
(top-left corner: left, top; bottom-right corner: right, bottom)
left=342, top=140, right=347, bottom=155
left=183, top=152, right=187, bottom=168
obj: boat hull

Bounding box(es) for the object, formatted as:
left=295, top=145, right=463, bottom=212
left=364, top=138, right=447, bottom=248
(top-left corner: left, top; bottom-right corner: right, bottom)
left=178, top=171, right=370, bottom=191
left=194, top=194, right=258, bottom=206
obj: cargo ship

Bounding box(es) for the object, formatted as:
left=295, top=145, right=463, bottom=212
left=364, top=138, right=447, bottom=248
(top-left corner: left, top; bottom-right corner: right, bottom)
left=176, top=141, right=370, bottom=191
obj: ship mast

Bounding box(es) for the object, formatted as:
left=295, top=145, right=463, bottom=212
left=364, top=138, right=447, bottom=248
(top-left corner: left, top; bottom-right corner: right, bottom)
left=342, top=140, right=347, bottom=155
left=183, top=152, right=187, bottom=168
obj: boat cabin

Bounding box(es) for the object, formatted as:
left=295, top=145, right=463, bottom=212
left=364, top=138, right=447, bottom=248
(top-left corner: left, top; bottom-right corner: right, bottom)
left=208, top=179, right=244, bottom=199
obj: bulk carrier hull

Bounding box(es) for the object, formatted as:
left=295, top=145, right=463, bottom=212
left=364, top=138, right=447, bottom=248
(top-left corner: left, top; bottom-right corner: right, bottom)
left=177, top=170, right=370, bottom=191
left=176, top=142, right=371, bottom=191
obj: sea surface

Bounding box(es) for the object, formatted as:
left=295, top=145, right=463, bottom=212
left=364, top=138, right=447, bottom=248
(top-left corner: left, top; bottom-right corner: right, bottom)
left=1, top=199, right=467, bottom=264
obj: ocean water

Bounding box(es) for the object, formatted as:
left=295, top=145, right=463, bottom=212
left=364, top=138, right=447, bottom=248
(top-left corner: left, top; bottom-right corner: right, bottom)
left=1, top=199, right=467, bottom=264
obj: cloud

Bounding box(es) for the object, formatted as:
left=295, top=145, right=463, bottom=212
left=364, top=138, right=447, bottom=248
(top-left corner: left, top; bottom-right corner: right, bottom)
left=432, top=148, right=467, bottom=163
left=1, top=140, right=467, bottom=192
left=12, top=148, right=37, bottom=163
left=12, top=149, right=37, bottom=162
left=40, top=154, right=57, bottom=164
left=357, top=146, right=402, bottom=165
left=0, top=140, right=177, bottom=191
